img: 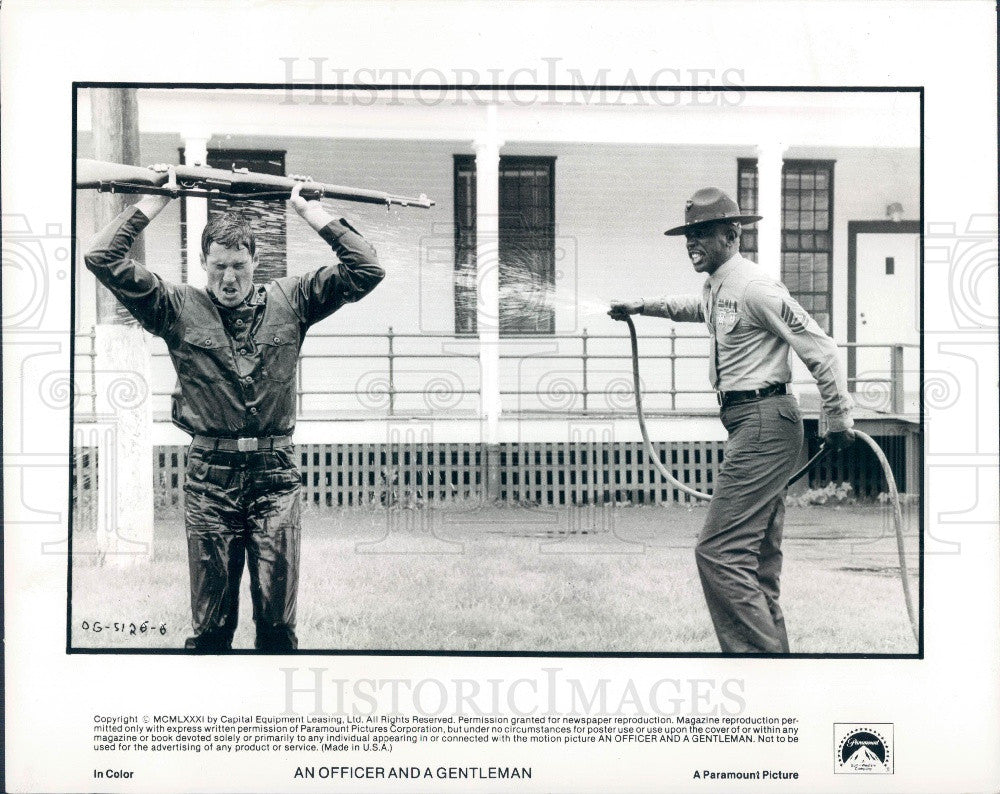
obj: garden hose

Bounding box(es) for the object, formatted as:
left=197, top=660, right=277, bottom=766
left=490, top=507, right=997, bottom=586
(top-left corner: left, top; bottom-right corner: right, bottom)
left=622, top=314, right=918, bottom=644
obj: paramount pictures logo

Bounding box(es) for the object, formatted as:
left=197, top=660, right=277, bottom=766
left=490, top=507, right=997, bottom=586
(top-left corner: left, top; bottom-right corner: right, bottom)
left=834, top=724, right=893, bottom=774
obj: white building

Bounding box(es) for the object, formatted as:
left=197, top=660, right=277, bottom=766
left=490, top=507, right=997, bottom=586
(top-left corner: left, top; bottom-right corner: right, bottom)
left=74, top=87, right=921, bottom=504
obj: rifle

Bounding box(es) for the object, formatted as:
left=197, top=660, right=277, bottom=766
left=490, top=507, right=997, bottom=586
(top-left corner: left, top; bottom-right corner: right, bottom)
left=75, top=159, right=435, bottom=209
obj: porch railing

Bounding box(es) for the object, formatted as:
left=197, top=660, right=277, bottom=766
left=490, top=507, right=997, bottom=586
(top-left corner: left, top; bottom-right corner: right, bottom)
left=72, top=327, right=918, bottom=419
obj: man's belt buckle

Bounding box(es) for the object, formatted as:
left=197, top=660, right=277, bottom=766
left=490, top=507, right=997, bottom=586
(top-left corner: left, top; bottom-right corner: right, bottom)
left=236, top=437, right=259, bottom=452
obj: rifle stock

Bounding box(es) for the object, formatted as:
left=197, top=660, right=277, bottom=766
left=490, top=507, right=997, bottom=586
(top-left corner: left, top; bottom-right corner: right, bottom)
left=75, top=159, right=435, bottom=209
left=77, top=159, right=166, bottom=188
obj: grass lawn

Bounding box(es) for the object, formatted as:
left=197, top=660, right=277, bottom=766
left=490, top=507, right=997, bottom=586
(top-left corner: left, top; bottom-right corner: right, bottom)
left=70, top=502, right=919, bottom=654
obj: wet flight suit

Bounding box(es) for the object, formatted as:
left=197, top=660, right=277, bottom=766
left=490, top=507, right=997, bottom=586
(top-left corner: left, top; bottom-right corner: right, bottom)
left=641, top=252, right=853, bottom=653
left=85, top=205, right=384, bottom=652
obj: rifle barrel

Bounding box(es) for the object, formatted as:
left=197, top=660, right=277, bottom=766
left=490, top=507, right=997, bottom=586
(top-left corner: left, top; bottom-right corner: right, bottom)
left=75, top=159, right=435, bottom=209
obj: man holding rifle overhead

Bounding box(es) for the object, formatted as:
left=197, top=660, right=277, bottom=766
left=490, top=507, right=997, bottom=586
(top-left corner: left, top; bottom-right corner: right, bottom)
left=610, top=187, right=855, bottom=654
left=85, top=165, right=384, bottom=653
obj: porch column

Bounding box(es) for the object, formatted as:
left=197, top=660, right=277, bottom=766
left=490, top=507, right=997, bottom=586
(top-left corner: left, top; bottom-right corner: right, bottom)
left=755, top=141, right=787, bottom=279
left=182, top=132, right=210, bottom=287
left=90, top=87, right=154, bottom=566
left=474, top=111, right=504, bottom=500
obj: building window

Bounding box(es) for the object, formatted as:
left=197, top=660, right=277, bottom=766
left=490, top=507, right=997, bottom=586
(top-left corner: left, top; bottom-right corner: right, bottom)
left=782, top=160, right=834, bottom=332
left=736, top=158, right=834, bottom=332
left=454, top=156, right=477, bottom=335
left=737, top=158, right=759, bottom=261
left=179, top=148, right=287, bottom=282
left=454, top=155, right=556, bottom=335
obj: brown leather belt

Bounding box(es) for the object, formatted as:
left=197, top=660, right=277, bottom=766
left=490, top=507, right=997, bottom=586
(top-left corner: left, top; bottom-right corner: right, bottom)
left=717, top=382, right=788, bottom=408
left=191, top=434, right=293, bottom=452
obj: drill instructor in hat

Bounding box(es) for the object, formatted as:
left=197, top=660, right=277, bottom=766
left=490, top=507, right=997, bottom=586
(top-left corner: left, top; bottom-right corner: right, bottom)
left=609, top=188, right=855, bottom=654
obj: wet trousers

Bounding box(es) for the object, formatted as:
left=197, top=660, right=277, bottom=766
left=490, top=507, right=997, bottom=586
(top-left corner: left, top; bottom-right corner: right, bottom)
left=182, top=444, right=301, bottom=652
left=695, top=395, right=804, bottom=653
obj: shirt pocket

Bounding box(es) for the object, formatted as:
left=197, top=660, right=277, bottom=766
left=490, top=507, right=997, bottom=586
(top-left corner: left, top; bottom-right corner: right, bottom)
left=179, top=328, right=232, bottom=381
left=716, top=307, right=741, bottom=336
left=255, top=323, right=300, bottom=383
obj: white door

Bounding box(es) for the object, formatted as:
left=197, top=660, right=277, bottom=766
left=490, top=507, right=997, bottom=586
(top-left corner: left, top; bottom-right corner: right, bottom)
left=855, top=231, right=920, bottom=412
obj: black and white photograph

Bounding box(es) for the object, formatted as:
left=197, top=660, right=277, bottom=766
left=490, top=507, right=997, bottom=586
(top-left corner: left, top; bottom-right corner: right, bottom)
left=69, top=85, right=921, bottom=655
left=3, top=2, right=998, bottom=792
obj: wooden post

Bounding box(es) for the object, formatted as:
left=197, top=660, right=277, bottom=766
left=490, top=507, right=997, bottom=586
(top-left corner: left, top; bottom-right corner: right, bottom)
left=92, top=88, right=145, bottom=324
left=904, top=425, right=921, bottom=498
left=89, top=87, right=154, bottom=566
left=890, top=344, right=905, bottom=414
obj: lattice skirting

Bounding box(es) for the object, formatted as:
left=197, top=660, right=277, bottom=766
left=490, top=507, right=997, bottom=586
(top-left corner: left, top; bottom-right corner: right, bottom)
left=71, top=436, right=913, bottom=520
left=499, top=442, right=720, bottom=505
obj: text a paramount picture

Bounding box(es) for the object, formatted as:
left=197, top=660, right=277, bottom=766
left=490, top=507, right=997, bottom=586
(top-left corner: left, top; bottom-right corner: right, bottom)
left=70, top=85, right=920, bottom=658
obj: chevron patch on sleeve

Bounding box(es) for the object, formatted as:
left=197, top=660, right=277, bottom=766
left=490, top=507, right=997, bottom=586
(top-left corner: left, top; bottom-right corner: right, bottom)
left=780, top=300, right=808, bottom=333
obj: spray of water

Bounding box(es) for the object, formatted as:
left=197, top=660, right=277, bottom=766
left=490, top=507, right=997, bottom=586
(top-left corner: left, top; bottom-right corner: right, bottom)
left=281, top=201, right=619, bottom=327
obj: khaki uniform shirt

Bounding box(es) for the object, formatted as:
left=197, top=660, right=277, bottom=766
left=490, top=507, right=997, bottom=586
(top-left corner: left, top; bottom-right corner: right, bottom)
left=641, top=253, right=853, bottom=431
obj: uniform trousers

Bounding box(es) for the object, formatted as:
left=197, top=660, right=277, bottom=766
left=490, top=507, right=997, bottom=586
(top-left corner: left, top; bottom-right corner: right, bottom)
left=695, top=394, right=804, bottom=653
left=182, top=444, right=301, bottom=652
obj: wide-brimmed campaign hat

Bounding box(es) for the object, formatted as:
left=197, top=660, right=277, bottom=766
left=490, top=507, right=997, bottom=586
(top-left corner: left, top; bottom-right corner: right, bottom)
left=664, top=187, right=763, bottom=236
